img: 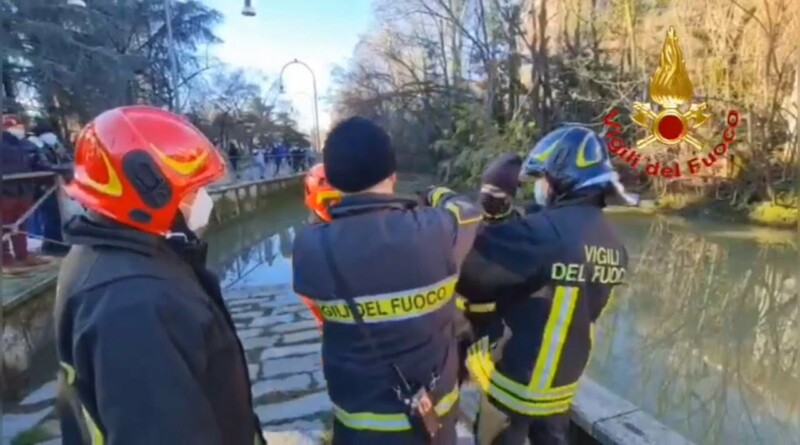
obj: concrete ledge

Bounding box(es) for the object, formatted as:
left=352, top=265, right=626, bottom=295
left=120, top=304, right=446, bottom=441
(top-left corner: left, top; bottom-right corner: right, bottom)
left=573, top=378, right=694, bottom=445
left=208, top=174, right=303, bottom=228
left=459, top=377, right=695, bottom=445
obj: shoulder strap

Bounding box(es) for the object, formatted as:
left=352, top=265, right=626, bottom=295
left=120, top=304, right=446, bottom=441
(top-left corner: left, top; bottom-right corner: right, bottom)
left=319, top=227, right=411, bottom=391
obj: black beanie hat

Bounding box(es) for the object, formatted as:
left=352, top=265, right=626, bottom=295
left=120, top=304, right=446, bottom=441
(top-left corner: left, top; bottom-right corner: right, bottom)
left=323, top=116, right=396, bottom=193
left=481, top=153, right=523, bottom=197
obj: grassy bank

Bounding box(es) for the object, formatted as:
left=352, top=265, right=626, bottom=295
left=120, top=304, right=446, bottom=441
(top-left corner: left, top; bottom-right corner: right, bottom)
left=647, top=192, right=798, bottom=229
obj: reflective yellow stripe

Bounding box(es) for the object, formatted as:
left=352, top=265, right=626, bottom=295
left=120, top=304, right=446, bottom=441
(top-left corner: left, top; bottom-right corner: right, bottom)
left=445, top=201, right=481, bottom=225
left=455, top=296, right=496, bottom=313
left=530, top=286, right=579, bottom=389
left=467, top=338, right=574, bottom=416
left=61, top=362, right=105, bottom=445
left=316, top=276, right=457, bottom=323
left=465, top=285, right=583, bottom=416
left=82, top=406, right=105, bottom=445
left=333, top=387, right=459, bottom=431
left=575, top=132, right=601, bottom=167
left=429, top=187, right=452, bottom=206
left=532, top=130, right=572, bottom=162
left=428, top=187, right=481, bottom=225
left=61, top=362, right=76, bottom=385
left=468, top=339, right=576, bottom=401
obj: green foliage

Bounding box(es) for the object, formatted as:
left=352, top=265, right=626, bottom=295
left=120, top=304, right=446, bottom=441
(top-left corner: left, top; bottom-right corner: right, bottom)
left=434, top=104, right=538, bottom=189
left=3, top=0, right=222, bottom=133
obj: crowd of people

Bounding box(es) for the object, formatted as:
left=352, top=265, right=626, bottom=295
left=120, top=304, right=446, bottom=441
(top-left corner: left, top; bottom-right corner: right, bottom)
left=227, top=141, right=313, bottom=180
left=49, top=105, right=635, bottom=445
left=1, top=111, right=316, bottom=272
left=1, top=113, right=72, bottom=268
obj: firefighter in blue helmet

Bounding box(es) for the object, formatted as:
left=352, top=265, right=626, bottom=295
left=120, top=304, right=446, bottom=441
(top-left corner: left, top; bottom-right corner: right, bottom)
left=463, top=125, right=635, bottom=445
left=292, top=116, right=481, bottom=445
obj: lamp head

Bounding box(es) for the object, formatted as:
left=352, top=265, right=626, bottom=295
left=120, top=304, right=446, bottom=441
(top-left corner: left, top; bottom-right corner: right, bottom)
left=242, top=0, right=256, bottom=16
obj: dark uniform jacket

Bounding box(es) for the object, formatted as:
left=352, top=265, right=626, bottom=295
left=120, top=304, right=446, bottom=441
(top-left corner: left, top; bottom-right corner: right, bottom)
left=292, top=191, right=480, bottom=441
left=454, top=207, right=524, bottom=345
left=54, top=214, right=264, bottom=445
left=463, top=191, right=628, bottom=417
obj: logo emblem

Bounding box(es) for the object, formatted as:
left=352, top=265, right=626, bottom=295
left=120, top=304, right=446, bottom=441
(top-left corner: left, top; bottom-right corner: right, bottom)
left=631, top=27, right=710, bottom=150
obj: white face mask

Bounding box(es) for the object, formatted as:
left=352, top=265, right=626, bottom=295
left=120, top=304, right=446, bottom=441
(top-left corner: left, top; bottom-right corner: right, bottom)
left=533, top=179, right=550, bottom=206
left=7, top=127, right=25, bottom=139
left=180, top=187, right=214, bottom=236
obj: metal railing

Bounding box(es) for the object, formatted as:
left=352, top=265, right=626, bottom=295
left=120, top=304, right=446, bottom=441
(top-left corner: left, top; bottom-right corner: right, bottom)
left=1, top=171, right=72, bottom=271
left=1, top=153, right=313, bottom=266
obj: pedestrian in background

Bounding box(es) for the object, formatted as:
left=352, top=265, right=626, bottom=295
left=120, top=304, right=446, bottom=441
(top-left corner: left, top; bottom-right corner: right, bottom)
left=253, top=147, right=267, bottom=179
left=1, top=114, right=47, bottom=267
left=228, top=141, right=239, bottom=176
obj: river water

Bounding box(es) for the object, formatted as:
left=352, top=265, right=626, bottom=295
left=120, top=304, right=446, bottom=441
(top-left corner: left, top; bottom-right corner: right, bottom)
left=205, top=186, right=798, bottom=445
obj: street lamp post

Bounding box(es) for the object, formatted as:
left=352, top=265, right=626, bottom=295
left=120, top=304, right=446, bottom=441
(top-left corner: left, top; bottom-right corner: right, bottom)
left=284, top=91, right=316, bottom=148
left=242, top=0, right=256, bottom=16
left=164, top=0, right=180, bottom=112
left=279, top=59, right=321, bottom=151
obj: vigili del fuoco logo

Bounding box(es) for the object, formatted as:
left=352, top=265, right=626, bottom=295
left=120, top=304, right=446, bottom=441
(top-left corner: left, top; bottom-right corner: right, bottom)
left=603, top=27, right=740, bottom=178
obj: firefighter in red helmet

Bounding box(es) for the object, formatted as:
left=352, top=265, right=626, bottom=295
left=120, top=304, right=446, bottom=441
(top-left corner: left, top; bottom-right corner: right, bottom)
left=304, top=163, right=342, bottom=223
left=54, top=106, right=265, bottom=445
left=298, top=163, right=342, bottom=328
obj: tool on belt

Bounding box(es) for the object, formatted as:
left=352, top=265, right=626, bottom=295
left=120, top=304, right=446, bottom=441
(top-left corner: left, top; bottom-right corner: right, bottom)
left=320, top=229, right=442, bottom=438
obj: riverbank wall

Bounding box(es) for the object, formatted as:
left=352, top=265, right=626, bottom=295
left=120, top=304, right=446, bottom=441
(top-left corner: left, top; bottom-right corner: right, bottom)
left=459, top=380, right=695, bottom=445
left=0, top=174, right=304, bottom=401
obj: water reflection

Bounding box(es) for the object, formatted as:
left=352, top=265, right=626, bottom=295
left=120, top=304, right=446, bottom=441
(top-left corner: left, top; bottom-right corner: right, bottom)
left=591, top=215, right=799, bottom=445
left=204, top=195, right=306, bottom=292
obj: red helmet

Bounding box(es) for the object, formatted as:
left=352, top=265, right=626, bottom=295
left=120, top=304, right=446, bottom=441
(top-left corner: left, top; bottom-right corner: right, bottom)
left=2, top=114, right=24, bottom=134
left=2, top=114, right=21, bottom=128
left=66, top=106, right=226, bottom=235
left=304, top=163, right=341, bottom=222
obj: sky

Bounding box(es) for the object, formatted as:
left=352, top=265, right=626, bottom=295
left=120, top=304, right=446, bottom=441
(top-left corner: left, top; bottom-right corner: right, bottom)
left=202, top=0, right=375, bottom=139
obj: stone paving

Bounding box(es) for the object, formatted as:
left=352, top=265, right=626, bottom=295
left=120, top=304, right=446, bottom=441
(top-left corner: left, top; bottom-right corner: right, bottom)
left=2, top=284, right=475, bottom=444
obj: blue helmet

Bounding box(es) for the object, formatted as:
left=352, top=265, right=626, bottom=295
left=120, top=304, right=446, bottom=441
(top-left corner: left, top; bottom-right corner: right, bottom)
left=522, top=125, right=638, bottom=205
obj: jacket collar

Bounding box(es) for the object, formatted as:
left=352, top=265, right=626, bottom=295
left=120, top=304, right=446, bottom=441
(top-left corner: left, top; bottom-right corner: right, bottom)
left=329, top=192, right=421, bottom=219
left=65, top=213, right=207, bottom=266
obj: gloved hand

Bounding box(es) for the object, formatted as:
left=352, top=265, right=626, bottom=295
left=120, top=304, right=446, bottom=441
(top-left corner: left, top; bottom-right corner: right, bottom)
left=481, top=153, right=523, bottom=197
